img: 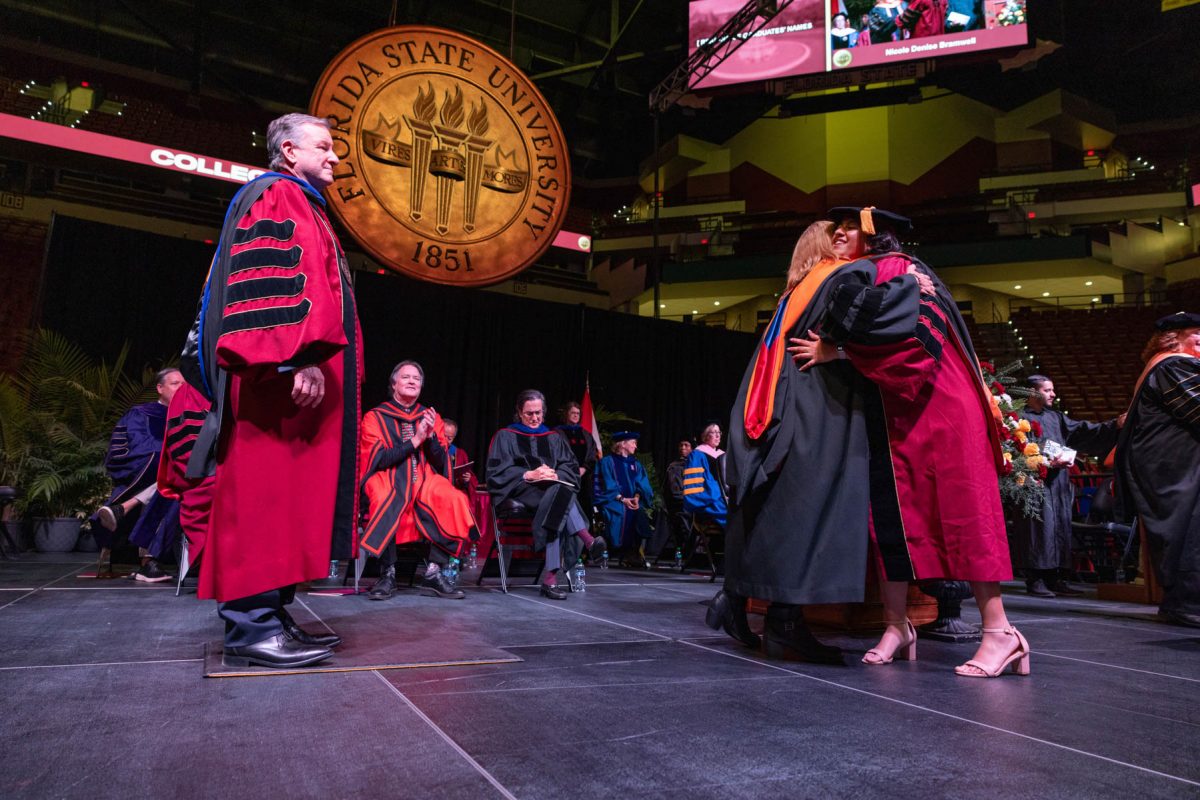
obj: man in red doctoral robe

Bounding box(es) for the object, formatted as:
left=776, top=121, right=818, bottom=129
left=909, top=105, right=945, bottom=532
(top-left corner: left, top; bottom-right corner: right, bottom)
left=360, top=361, right=478, bottom=600
left=180, top=113, right=362, bottom=669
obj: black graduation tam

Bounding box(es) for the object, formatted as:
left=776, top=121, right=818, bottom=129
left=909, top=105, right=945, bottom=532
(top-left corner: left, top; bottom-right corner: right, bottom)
left=612, top=431, right=640, bottom=442
left=825, top=206, right=913, bottom=236
left=1154, top=311, right=1200, bottom=331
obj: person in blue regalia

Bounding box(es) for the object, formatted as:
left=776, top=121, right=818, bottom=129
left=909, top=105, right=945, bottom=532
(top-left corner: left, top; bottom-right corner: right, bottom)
left=594, top=431, right=655, bottom=567
left=682, top=423, right=728, bottom=528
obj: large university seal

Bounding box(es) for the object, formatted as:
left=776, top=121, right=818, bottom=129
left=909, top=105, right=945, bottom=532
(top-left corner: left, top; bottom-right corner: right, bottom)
left=310, top=27, right=571, bottom=286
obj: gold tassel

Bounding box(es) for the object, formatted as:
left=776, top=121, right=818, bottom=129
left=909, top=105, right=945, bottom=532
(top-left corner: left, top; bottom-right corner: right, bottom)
left=860, top=206, right=876, bottom=235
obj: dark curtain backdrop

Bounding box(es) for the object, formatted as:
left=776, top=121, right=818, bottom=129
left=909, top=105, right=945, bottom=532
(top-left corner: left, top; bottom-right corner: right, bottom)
left=41, top=216, right=757, bottom=477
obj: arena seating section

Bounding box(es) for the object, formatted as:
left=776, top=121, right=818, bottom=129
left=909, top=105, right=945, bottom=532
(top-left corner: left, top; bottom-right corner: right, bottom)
left=1004, top=280, right=1200, bottom=421
left=0, top=55, right=266, bottom=165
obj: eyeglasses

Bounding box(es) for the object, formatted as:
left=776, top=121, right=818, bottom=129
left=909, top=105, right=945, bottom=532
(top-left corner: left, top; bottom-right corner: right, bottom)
left=520, top=410, right=544, bottom=418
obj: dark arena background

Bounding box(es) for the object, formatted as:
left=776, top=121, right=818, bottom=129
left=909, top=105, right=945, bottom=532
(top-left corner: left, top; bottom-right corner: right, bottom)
left=1, top=2, right=1199, bottom=798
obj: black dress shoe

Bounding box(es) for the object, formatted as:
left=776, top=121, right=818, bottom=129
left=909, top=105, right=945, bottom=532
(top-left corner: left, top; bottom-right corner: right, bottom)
left=1158, top=608, right=1200, bottom=629
left=420, top=571, right=465, bottom=599
left=763, top=607, right=844, bottom=665
left=97, top=504, right=124, bottom=532
left=705, top=589, right=761, bottom=649
left=279, top=609, right=342, bottom=648
left=540, top=583, right=567, bottom=600
left=223, top=633, right=333, bottom=668
left=1046, top=580, right=1083, bottom=596
left=369, top=567, right=397, bottom=600
left=1025, top=579, right=1056, bottom=598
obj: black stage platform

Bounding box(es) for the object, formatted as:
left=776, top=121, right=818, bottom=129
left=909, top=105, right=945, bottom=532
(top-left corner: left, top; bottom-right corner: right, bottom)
left=1, top=553, right=1197, bottom=799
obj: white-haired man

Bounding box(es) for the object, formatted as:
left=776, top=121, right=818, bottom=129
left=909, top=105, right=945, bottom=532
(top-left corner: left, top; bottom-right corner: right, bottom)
left=179, top=113, right=362, bottom=668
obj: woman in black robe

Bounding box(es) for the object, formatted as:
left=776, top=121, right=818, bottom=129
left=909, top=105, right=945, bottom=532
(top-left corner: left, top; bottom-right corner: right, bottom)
left=1115, top=312, right=1200, bottom=628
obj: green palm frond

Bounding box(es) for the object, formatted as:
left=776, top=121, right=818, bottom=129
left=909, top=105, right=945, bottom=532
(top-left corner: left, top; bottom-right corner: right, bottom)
left=3, top=329, right=157, bottom=518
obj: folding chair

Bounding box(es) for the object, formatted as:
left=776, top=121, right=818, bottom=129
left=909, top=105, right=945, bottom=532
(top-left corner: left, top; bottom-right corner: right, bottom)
left=476, top=491, right=544, bottom=593
left=1070, top=477, right=1135, bottom=582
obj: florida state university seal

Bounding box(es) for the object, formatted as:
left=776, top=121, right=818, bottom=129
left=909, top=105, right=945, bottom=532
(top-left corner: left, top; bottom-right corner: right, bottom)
left=311, top=27, right=571, bottom=286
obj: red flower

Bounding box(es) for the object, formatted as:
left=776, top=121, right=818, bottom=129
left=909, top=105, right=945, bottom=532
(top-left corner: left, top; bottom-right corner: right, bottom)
left=980, top=361, right=995, bottom=373
left=1002, top=460, right=1014, bottom=475
left=991, top=382, right=1006, bottom=394
left=1037, top=463, right=1048, bottom=479
left=1005, top=411, right=1018, bottom=420
left=1030, top=420, right=1043, bottom=437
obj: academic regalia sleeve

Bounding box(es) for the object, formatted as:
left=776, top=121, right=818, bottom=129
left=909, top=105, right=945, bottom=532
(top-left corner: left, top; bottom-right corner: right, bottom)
left=868, top=7, right=899, bottom=37
left=682, top=451, right=727, bottom=525
left=593, top=457, right=621, bottom=504
left=157, top=385, right=210, bottom=500
left=426, top=413, right=450, bottom=477
left=820, top=268, right=921, bottom=348
left=360, top=410, right=412, bottom=482
left=486, top=430, right=528, bottom=501
left=1060, top=412, right=1121, bottom=456
left=549, top=432, right=582, bottom=487
left=215, top=180, right=348, bottom=372
left=105, top=406, right=161, bottom=486
left=1155, top=358, right=1200, bottom=433
left=634, top=462, right=655, bottom=504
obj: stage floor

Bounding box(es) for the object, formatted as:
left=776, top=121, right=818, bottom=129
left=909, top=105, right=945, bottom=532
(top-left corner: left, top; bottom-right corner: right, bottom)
left=1, top=553, right=1197, bottom=799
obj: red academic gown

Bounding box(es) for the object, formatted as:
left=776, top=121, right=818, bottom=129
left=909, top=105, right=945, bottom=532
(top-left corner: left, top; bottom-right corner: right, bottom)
left=157, top=382, right=216, bottom=561
left=451, top=445, right=493, bottom=554
left=901, top=0, right=947, bottom=38
left=201, top=178, right=363, bottom=602
left=359, top=402, right=477, bottom=558
left=847, top=255, right=1010, bottom=582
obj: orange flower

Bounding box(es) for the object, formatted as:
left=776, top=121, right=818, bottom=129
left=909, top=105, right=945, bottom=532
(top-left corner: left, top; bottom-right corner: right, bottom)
left=1023, top=442, right=1039, bottom=456
left=1003, top=451, right=1013, bottom=462
left=1015, top=431, right=1027, bottom=445
left=1017, top=419, right=1031, bottom=433
left=1025, top=454, right=1042, bottom=468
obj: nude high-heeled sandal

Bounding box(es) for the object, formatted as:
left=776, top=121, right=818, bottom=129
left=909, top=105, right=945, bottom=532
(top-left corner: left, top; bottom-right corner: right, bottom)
left=955, top=626, right=1030, bottom=677
left=862, top=619, right=917, bottom=665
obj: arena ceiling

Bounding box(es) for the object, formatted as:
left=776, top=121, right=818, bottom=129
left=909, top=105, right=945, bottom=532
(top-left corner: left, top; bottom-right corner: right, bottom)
left=2, top=0, right=1198, bottom=181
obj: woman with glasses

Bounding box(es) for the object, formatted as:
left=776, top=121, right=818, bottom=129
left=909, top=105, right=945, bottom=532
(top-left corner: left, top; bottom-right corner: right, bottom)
left=486, top=389, right=606, bottom=599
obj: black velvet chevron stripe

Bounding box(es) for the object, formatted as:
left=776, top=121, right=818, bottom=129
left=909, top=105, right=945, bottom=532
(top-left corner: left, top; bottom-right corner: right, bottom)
left=169, top=439, right=196, bottom=462
left=913, top=324, right=944, bottom=362
left=232, top=219, right=295, bottom=245
left=222, top=298, right=311, bottom=334
left=166, top=422, right=204, bottom=448
left=863, top=390, right=914, bottom=581
left=169, top=410, right=208, bottom=426
left=225, top=273, right=307, bottom=306
left=914, top=302, right=947, bottom=361
left=828, top=284, right=884, bottom=341
left=229, top=244, right=303, bottom=274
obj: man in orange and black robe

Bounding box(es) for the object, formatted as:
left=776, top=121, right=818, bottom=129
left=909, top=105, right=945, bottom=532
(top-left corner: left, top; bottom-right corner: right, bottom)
left=360, top=396, right=479, bottom=600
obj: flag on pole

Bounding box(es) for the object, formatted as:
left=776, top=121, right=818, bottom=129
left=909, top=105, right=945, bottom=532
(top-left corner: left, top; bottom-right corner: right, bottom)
left=580, top=380, right=603, bottom=459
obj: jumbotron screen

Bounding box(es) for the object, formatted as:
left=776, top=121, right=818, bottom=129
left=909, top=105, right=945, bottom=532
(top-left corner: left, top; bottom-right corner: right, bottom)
left=689, top=0, right=1030, bottom=88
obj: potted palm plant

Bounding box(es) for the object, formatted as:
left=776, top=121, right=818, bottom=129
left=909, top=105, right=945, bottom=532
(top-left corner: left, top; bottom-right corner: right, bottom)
left=0, top=330, right=154, bottom=552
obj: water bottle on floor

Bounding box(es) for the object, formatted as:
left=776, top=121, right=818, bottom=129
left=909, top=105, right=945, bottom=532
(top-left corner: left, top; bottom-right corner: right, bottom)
left=675, top=547, right=684, bottom=571
left=327, top=559, right=340, bottom=580
left=571, top=558, right=586, bottom=592
left=444, top=557, right=460, bottom=588
left=600, top=549, right=609, bottom=569
left=467, top=543, right=478, bottom=570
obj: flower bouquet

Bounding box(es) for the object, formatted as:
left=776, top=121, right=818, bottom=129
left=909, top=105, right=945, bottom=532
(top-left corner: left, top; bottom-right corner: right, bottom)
left=981, top=359, right=1045, bottom=518
left=996, top=0, right=1026, bottom=27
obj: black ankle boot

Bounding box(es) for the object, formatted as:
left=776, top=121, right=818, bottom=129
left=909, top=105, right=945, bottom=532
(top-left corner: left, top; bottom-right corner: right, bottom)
left=705, top=589, right=761, bottom=649
left=369, top=566, right=397, bottom=600
left=763, top=605, right=844, bottom=664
